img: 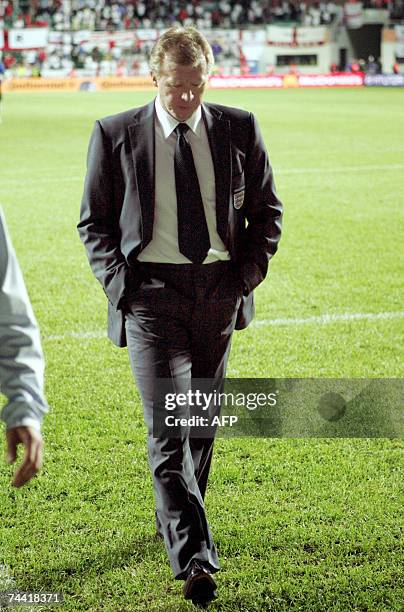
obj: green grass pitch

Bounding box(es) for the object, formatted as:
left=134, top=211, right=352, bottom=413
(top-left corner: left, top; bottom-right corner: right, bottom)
left=0, top=87, right=403, bottom=611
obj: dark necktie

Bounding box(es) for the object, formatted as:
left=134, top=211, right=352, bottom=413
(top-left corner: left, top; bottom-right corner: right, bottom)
left=174, top=122, right=210, bottom=263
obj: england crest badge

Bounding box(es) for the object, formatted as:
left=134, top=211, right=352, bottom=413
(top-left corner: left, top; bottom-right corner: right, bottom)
left=233, top=189, right=245, bottom=210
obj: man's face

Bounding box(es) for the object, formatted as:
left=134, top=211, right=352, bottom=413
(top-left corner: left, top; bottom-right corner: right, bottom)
left=153, top=54, right=208, bottom=122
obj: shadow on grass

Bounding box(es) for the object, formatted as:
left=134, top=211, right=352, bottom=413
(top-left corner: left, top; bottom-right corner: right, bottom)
left=12, top=534, right=281, bottom=611
left=15, top=533, right=165, bottom=591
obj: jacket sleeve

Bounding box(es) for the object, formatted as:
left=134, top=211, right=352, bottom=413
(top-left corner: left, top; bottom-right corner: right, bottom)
left=77, top=120, right=136, bottom=309
left=238, top=112, right=283, bottom=294
left=0, top=209, right=49, bottom=432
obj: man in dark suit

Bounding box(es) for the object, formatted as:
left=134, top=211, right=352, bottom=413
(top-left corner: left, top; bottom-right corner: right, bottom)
left=78, top=26, right=282, bottom=607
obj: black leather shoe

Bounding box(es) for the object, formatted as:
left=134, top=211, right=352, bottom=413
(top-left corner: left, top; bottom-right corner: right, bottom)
left=183, top=560, right=217, bottom=607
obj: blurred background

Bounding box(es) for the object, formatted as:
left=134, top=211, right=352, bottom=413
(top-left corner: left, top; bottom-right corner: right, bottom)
left=0, top=0, right=403, bottom=85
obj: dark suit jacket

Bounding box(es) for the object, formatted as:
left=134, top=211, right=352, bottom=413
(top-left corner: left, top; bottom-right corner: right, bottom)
left=78, top=100, right=282, bottom=347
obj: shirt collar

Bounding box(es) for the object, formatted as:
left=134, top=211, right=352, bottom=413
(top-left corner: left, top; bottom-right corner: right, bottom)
left=155, top=95, right=202, bottom=139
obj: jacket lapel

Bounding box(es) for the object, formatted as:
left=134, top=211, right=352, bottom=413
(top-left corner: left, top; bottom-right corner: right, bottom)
left=202, top=103, right=231, bottom=246
left=128, top=101, right=155, bottom=247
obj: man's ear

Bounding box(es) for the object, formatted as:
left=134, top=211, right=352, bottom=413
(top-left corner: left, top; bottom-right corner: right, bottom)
left=151, top=72, right=158, bottom=87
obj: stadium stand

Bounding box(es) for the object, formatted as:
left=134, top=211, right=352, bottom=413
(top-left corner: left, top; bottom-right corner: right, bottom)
left=1, top=0, right=403, bottom=31
left=1, top=1, right=346, bottom=30
left=0, top=1, right=403, bottom=79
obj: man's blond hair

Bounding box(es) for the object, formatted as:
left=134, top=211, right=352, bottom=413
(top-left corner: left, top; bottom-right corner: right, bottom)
left=149, top=26, right=214, bottom=77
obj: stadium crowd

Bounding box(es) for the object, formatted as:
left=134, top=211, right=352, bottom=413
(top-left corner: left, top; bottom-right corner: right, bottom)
left=1, top=1, right=344, bottom=30
left=1, top=0, right=403, bottom=31
left=0, top=1, right=401, bottom=78
left=1, top=0, right=404, bottom=31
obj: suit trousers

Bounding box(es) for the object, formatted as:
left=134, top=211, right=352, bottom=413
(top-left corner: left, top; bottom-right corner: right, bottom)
left=124, top=260, right=241, bottom=579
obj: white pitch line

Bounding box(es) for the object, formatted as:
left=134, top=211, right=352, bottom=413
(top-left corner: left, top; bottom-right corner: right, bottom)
left=275, top=163, right=404, bottom=175
left=3, top=176, right=84, bottom=185
left=45, top=330, right=106, bottom=341
left=3, top=163, right=404, bottom=187
left=253, top=311, right=404, bottom=326
left=43, top=311, right=404, bottom=342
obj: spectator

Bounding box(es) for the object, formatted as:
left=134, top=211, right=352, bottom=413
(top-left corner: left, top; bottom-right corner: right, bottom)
left=365, top=55, right=380, bottom=74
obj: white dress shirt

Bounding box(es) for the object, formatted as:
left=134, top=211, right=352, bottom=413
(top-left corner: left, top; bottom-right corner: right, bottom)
left=0, top=207, right=48, bottom=432
left=137, top=95, right=230, bottom=264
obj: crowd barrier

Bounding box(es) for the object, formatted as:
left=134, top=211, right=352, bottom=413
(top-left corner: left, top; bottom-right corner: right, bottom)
left=210, top=73, right=366, bottom=88
left=1, top=75, right=154, bottom=92
left=364, top=73, right=404, bottom=87
left=2, top=72, right=403, bottom=92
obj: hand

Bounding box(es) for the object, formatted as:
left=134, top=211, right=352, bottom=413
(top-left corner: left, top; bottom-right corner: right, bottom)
left=209, top=268, right=244, bottom=301
left=5, top=426, right=44, bottom=487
